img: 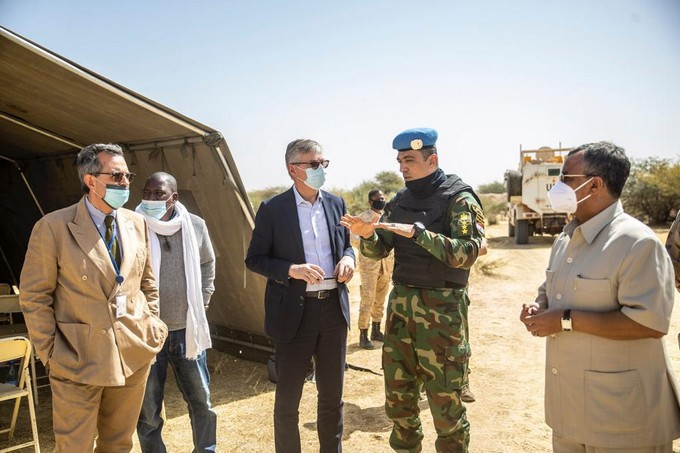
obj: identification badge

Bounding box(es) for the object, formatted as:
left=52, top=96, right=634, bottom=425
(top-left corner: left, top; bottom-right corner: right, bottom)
left=115, top=293, right=126, bottom=318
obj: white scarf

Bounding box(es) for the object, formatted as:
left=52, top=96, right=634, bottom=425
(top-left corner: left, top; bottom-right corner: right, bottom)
left=135, top=200, right=211, bottom=359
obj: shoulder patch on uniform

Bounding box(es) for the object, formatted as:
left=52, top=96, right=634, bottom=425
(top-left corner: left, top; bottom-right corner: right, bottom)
left=471, top=204, right=486, bottom=236
left=458, top=212, right=471, bottom=235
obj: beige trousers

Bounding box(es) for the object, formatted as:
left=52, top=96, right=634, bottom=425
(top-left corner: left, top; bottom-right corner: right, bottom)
left=358, top=256, right=392, bottom=329
left=49, top=362, right=151, bottom=452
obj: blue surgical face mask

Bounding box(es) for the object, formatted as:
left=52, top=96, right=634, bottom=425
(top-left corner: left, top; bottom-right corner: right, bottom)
left=140, top=199, right=169, bottom=219
left=103, top=184, right=129, bottom=210
left=298, top=166, right=326, bottom=190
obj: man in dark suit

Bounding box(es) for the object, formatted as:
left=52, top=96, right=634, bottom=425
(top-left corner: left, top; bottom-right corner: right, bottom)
left=246, top=138, right=355, bottom=453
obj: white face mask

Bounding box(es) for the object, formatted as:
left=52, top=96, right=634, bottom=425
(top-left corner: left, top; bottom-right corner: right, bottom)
left=548, top=178, right=594, bottom=213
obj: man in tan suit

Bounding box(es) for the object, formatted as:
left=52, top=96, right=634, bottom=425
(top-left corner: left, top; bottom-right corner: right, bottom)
left=20, top=143, right=167, bottom=452
left=520, top=142, right=680, bottom=452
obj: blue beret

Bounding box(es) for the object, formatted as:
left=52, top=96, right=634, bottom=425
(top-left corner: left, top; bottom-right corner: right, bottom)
left=392, top=128, right=438, bottom=151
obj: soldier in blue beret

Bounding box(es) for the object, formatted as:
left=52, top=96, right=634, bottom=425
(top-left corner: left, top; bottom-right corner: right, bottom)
left=341, top=127, right=486, bottom=452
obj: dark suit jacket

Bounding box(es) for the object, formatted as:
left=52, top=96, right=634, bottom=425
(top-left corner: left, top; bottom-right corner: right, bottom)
left=245, top=187, right=354, bottom=344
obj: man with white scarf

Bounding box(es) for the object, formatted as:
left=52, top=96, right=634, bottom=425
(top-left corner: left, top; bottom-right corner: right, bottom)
left=135, top=172, right=217, bottom=453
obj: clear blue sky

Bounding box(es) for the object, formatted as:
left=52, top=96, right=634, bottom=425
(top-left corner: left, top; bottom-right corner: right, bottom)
left=2, top=0, right=679, bottom=192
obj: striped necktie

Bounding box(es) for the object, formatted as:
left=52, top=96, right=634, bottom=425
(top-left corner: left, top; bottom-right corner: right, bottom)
left=104, top=215, right=121, bottom=268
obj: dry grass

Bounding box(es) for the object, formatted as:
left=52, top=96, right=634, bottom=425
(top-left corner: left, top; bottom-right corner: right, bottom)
left=471, top=255, right=508, bottom=278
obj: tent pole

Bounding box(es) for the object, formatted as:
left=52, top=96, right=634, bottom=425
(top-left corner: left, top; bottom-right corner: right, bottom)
left=210, top=142, right=255, bottom=290
left=0, top=112, right=83, bottom=149
left=0, top=155, right=45, bottom=217
left=208, top=144, right=255, bottom=229
left=0, top=244, right=19, bottom=287
left=127, top=136, right=204, bottom=151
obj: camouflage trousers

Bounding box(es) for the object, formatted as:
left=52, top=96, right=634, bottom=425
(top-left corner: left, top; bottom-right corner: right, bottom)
left=383, top=284, right=471, bottom=453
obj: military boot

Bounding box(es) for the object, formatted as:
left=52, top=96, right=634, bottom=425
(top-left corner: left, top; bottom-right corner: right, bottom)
left=461, top=384, right=476, bottom=403
left=371, top=321, right=384, bottom=342
left=359, top=329, right=374, bottom=349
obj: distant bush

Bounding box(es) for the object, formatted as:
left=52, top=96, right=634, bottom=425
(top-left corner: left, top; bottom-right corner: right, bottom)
left=478, top=194, right=506, bottom=225
left=247, top=186, right=288, bottom=211
left=477, top=181, right=504, bottom=194
left=328, top=171, right=404, bottom=215
left=622, top=157, right=680, bottom=225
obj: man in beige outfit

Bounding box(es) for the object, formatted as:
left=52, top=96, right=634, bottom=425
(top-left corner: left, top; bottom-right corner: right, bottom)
left=20, top=143, right=167, bottom=452
left=357, top=189, right=394, bottom=349
left=520, top=142, right=680, bottom=452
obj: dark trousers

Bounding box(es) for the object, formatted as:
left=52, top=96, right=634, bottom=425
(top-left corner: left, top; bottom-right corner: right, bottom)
left=274, top=290, right=347, bottom=453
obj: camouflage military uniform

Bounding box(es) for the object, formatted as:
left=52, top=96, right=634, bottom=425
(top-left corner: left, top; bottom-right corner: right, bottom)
left=358, top=209, right=395, bottom=330
left=361, top=191, right=485, bottom=453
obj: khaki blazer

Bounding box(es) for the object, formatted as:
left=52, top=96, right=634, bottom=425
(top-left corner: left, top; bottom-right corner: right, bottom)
left=20, top=197, right=167, bottom=386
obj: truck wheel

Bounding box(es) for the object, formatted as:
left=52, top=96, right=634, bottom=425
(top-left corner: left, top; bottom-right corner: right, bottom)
left=508, top=221, right=515, bottom=237
left=516, top=220, right=529, bottom=244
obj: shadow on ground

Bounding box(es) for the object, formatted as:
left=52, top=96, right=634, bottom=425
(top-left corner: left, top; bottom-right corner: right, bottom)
left=302, top=401, right=391, bottom=438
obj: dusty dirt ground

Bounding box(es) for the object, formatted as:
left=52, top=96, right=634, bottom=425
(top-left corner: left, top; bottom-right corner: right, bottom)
left=3, top=219, right=680, bottom=452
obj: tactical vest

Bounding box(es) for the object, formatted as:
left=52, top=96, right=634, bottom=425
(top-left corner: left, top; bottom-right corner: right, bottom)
left=386, top=174, right=480, bottom=289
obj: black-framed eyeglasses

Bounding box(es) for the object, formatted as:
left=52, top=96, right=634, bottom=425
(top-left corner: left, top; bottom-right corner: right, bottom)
left=91, top=172, right=136, bottom=183
left=558, top=173, right=595, bottom=183
left=290, top=160, right=330, bottom=170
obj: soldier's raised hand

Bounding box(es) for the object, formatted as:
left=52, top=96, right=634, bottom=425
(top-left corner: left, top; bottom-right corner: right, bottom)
left=340, top=213, right=379, bottom=239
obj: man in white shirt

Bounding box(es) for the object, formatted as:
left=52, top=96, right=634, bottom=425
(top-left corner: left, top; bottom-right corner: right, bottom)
left=245, top=139, right=355, bottom=453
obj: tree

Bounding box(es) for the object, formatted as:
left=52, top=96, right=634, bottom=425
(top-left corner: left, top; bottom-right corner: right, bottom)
left=478, top=194, right=506, bottom=225
left=331, top=171, right=403, bottom=215
left=375, top=171, right=404, bottom=195
left=622, top=157, right=680, bottom=225
left=477, top=181, right=504, bottom=194
left=247, top=185, right=288, bottom=211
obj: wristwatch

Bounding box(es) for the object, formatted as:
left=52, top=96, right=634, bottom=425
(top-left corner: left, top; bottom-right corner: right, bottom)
left=412, top=222, right=426, bottom=241
left=561, top=309, right=572, bottom=331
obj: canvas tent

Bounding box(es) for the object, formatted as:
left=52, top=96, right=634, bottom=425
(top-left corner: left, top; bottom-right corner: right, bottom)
left=0, top=26, right=272, bottom=361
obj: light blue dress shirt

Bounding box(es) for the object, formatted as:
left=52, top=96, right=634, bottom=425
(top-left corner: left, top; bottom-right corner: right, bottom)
left=293, top=186, right=337, bottom=291
left=85, top=195, right=123, bottom=260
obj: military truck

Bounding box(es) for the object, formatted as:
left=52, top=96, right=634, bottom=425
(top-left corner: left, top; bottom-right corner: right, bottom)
left=505, top=146, right=571, bottom=244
